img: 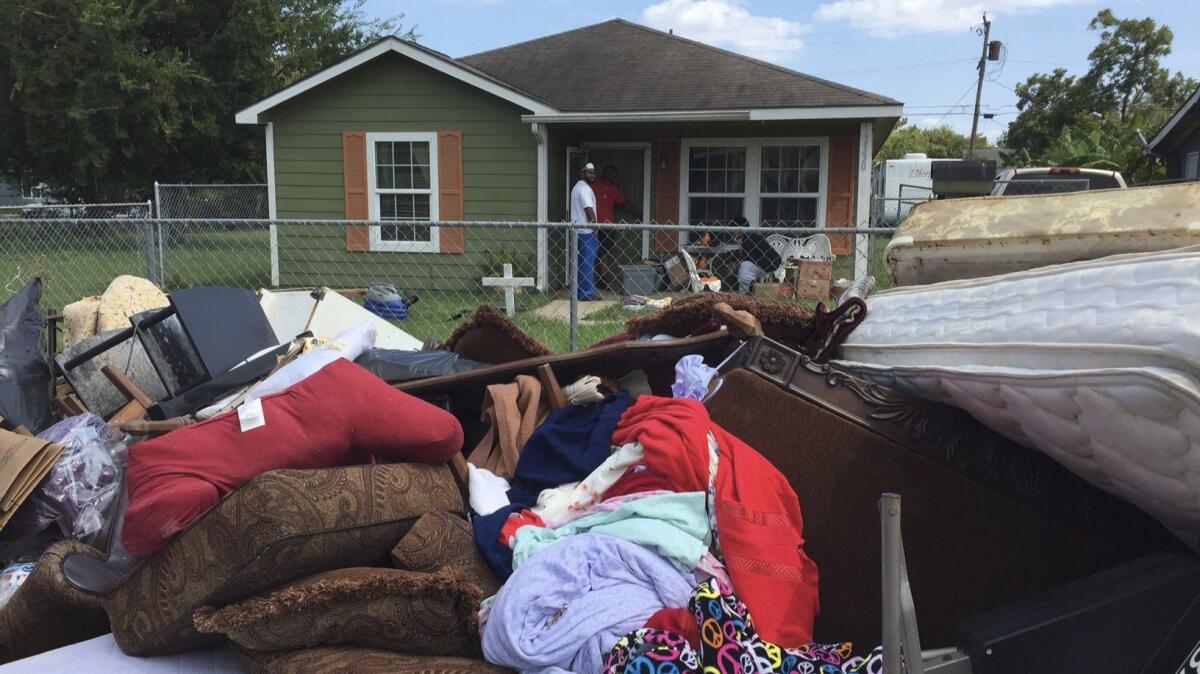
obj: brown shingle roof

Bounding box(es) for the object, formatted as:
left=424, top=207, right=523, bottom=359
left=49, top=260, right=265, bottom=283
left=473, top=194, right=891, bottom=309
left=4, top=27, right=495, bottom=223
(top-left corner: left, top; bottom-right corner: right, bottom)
left=458, top=19, right=900, bottom=112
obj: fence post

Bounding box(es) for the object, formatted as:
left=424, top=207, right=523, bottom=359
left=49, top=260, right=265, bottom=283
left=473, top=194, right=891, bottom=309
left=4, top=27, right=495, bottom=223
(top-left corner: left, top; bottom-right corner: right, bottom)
left=142, top=221, right=159, bottom=286
left=568, top=225, right=579, bottom=351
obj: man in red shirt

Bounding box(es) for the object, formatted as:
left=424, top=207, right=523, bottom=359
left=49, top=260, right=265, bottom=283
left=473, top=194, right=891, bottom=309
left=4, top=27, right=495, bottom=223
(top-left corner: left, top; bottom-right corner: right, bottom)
left=592, top=165, right=640, bottom=289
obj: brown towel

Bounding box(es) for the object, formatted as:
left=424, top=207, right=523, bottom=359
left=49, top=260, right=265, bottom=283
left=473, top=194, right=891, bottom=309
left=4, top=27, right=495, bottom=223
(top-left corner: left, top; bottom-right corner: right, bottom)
left=467, top=375, right=548, bottom=479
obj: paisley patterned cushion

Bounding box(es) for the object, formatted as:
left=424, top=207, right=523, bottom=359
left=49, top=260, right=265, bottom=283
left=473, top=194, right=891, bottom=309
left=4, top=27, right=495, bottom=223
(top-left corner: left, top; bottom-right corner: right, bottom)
left=194, top=566, right=483, bottom=656
left=236, top=644, right=512, bottom=673
left=390, top=510, right=500, bottom=598
left=0, top=539, right=109, bottom=663
left=103, top=463, right=462, bottom=656
left=193, top=510, right=498, bottom=656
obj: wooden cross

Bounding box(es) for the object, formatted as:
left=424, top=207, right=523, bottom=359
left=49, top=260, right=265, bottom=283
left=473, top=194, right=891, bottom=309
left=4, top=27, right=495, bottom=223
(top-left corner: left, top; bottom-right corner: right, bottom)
left=481, top=263, right=534, bottom=317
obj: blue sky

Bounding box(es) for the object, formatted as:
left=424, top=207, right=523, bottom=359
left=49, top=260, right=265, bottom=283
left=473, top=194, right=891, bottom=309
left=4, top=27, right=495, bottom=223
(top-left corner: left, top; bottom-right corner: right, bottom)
left=362, top=0, right=1199, bottom=143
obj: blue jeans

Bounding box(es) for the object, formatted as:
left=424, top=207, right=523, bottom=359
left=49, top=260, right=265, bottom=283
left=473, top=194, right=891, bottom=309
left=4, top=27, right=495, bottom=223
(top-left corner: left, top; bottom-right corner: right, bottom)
left=577, top=232, right=599, bottom=300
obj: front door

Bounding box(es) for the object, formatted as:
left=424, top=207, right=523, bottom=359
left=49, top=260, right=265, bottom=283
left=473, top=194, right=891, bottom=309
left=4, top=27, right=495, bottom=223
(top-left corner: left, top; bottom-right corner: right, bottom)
left=581, top=145, right=651, bottom=266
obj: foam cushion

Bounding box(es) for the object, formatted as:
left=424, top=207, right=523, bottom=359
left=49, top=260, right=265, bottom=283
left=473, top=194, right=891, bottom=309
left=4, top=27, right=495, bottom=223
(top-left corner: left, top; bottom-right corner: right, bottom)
left=122, top=359, right=463, bottom=557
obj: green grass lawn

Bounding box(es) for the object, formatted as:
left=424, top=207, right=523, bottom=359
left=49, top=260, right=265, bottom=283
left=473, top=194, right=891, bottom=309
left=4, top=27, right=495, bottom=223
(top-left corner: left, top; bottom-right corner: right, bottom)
left=394, top=291, right=624, bottom=352
left=2, top=224, right=892, bottom=353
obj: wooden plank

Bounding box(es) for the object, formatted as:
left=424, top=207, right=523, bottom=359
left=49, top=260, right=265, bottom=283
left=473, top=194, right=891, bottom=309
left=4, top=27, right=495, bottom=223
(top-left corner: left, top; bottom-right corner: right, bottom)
left=100, top=365, right=155, bottom=409
left=537, top=364, right=567, bottom=410
left=107, top=399, right=147, bottom=426
left=119, top=418, right=193, bottom=436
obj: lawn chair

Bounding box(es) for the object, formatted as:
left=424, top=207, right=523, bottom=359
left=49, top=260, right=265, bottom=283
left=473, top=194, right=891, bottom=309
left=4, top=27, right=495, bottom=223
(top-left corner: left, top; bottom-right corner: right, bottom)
left=767, top=233, right=835, bottom=282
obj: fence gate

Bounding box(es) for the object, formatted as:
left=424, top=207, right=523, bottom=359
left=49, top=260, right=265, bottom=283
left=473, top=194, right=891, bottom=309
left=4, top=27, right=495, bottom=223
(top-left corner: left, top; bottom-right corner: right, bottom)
left=152, top=183, right=270, bottom=288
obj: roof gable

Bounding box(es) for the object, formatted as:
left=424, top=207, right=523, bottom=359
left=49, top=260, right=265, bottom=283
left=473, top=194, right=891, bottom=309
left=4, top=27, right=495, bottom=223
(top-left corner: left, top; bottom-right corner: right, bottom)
left=235, top=36, right=557, bottom=125
left=1148, top=84, right=1200, bottom=154
left=459, top=19, right=900, bottom=113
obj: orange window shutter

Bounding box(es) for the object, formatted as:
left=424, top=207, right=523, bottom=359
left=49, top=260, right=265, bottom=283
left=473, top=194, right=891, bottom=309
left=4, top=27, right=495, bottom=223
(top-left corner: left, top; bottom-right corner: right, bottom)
left=653, top=137, right=681, bottom=253
left=825, top=135, right=855, bottom=256
left=343, top=131, right=370, bottom=252
left=437, top=130, right=465, bottom=254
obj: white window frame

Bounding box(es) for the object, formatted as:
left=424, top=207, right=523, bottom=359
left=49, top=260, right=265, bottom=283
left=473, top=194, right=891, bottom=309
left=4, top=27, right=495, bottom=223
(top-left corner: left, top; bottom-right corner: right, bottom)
left=366, top=132, right=440, bottom=253
left=1186, top=151, right=1199, bottom=181
left=679, top=137, right=829, bottom=235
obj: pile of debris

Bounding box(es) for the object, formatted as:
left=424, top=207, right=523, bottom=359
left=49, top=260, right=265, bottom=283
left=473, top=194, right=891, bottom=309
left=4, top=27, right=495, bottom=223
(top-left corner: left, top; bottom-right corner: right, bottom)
left=0, top=255, right=1195, bottom=673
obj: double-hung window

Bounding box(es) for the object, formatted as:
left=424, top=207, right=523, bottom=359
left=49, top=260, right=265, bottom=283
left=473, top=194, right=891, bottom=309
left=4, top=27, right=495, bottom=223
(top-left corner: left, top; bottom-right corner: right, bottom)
left=686, top=147, right=747, bottom=226
left=366, top=132, right=440, bottom=252
left=681, top=139, right=827, bottom=231
left=759, top=145, right=822, bottom=226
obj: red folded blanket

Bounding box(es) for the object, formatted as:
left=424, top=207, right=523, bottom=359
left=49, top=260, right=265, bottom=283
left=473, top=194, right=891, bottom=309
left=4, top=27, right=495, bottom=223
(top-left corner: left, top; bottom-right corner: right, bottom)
left=122, top=359, right=462, bottom=557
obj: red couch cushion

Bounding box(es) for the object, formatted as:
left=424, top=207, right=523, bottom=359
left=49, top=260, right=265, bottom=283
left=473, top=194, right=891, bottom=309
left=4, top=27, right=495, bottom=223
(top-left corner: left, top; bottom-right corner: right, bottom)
left=122, top=359, right=463, bottom=557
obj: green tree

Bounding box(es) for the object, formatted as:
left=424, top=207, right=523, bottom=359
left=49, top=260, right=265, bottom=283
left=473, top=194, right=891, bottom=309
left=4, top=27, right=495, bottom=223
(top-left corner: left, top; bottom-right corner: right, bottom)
left=876, top=119, right=988, bottom=161
left=1083, top=9, right=1177, bottom=121
left=1001, top=9, right=1196, bottom=181
left=0, top=0, right=411, bottom=201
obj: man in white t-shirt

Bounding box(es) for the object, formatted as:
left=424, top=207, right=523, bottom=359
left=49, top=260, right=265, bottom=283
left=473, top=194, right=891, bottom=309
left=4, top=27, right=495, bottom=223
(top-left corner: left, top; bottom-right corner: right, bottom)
left=570, top=163, right=599, bottom=300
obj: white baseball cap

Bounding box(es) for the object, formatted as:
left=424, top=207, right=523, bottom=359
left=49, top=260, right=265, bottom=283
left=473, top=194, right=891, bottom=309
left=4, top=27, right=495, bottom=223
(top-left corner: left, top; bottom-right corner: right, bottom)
left=583, top=162, right=595, bottom=171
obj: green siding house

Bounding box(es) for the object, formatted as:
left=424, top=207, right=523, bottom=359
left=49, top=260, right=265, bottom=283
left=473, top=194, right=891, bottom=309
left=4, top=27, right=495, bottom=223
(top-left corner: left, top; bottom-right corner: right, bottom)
left=236, top=19, right=902, bottom=290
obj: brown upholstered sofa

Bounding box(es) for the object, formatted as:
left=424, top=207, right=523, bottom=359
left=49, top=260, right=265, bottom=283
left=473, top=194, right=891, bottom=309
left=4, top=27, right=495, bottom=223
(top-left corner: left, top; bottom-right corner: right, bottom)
left=706, top=338, right=1180, bottom=647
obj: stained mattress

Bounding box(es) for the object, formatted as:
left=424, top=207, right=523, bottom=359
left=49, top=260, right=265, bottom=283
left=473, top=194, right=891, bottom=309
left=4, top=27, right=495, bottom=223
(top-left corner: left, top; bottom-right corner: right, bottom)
left=885, top=182, right=1200, bottom=285
left=837, top=246, right=1200, bottom=544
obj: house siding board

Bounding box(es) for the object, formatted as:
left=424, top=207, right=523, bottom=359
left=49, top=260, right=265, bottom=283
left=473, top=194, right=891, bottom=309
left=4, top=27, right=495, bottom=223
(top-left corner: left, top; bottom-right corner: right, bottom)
left=269, top=52, right=537, bottom=290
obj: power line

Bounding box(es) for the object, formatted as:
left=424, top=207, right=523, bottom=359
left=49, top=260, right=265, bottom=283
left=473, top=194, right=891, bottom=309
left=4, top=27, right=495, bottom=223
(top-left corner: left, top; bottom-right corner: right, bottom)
left=912, top=111, right=1020, bottom=116
left=814, top=58, right=975, bottom=75
left=933, top=80, right=983, bottom=127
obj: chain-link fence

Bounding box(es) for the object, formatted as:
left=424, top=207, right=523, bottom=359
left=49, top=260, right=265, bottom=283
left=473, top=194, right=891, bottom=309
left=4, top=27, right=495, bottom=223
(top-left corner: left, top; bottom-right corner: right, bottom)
left=873, top=183, right=935, bottom=225
left=0, top=218, right=893, bottom=352
left=153, top=183, right=269, bottom=219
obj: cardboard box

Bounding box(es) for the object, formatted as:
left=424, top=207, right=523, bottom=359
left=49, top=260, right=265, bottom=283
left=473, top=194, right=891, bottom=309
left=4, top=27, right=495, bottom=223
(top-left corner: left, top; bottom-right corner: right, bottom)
left=662, top=256, right=690, bottom=289
left=794, top=278, right=832, bottom=301
left=792, top=260, right=833, bottom=281
left=0, top=430, right=63, bottom=534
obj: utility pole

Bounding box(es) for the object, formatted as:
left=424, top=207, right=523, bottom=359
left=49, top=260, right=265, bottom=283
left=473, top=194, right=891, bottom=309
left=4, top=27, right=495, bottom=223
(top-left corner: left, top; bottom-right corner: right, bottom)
left=968, top=13, right=991, bottom=159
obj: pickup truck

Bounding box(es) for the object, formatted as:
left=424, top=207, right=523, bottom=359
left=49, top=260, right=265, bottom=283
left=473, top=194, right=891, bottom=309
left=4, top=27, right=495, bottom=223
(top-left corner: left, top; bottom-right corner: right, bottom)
left=990, top=166, right=1126, bottom=196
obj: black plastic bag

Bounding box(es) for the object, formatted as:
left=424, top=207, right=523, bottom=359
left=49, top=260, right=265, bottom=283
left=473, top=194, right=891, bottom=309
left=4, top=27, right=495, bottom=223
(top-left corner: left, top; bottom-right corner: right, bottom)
left=354, top=349, right=488, bottom=383
left=0, top=279, right=54, bottom=432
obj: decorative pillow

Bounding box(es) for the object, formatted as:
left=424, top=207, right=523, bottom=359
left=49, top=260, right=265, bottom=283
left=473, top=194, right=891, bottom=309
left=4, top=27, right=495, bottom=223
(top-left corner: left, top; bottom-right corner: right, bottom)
left=236, top=644, right=512, bottom=674
left=122, top=359, right=464, bottom=557
left=194, top=567, right=483, bottom=656
left=390, top=510, right=500, bottom=598
left=443, top=305, right=551, bottom=365
left=103, top=462, right=463, bottom=656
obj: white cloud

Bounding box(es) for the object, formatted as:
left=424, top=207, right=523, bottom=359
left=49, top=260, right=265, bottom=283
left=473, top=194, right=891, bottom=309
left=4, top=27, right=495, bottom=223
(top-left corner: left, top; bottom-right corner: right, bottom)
left=642, top=0, right=808, bottom=61
left=814, top=0, right=1087, bottom=37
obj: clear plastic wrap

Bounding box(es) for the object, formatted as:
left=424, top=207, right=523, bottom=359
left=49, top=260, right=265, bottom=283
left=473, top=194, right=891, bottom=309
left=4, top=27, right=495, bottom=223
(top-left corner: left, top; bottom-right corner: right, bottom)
left=0, top=560, right=35, bottom=609
left=12, top=414, right=128, bottom=547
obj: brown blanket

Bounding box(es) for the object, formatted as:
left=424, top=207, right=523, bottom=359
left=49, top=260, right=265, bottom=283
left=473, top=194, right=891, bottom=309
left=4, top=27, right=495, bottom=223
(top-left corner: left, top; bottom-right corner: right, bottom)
left=467, top=375, right=548, bottom=479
